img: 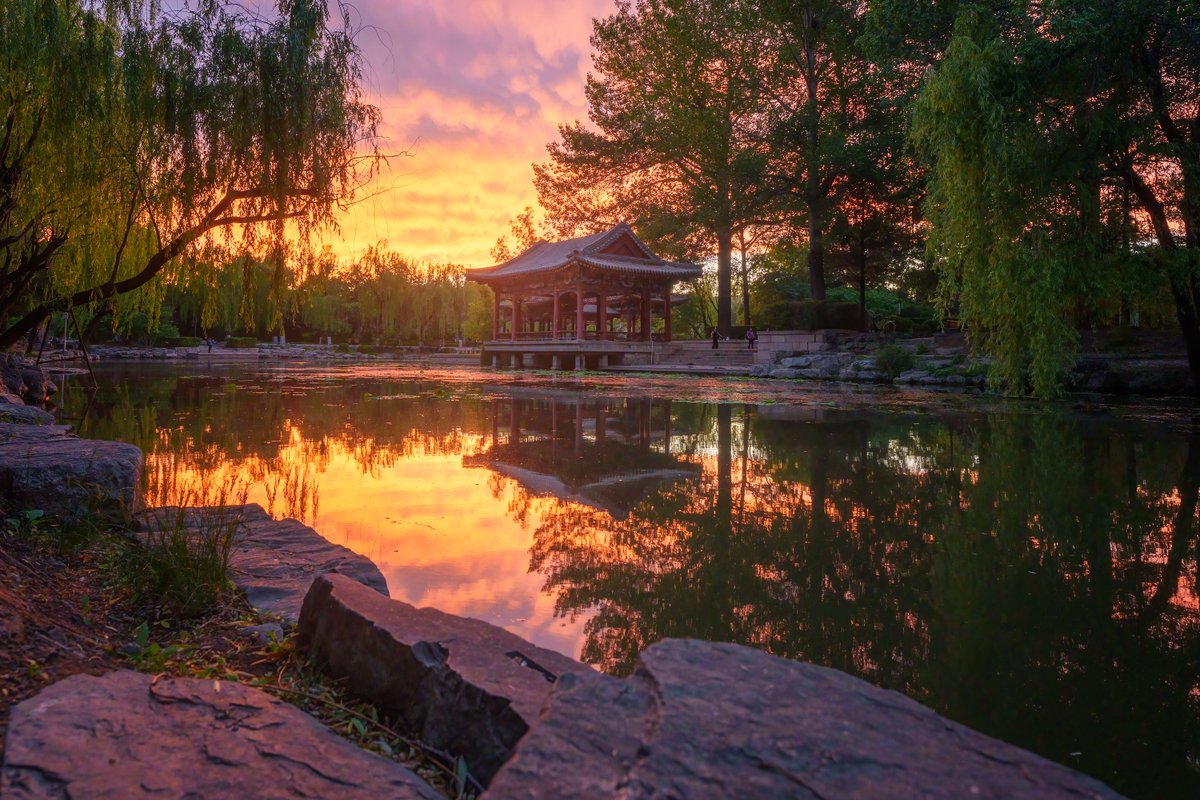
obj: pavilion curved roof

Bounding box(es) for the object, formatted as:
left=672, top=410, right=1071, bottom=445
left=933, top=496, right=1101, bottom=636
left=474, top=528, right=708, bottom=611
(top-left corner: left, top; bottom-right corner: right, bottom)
left=468, top=222, right=701, bottom=283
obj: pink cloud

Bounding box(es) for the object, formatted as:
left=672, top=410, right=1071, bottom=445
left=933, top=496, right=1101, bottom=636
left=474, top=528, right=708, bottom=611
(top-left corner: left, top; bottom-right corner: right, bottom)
left=327, top=0, right=614, bottom=264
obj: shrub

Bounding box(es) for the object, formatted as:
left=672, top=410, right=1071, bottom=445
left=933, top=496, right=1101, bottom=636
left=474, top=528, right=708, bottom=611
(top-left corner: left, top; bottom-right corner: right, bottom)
left=337, top=342, right=350, bottom=353
left=757, top=300, right=866, bottom=331
left=874, top=344, right=916, bottom=379
left=356, top=344, right=374, bottom=354
left=225, top=336, right=258, bottom=348
left=163, top=336, right=203, bottom=348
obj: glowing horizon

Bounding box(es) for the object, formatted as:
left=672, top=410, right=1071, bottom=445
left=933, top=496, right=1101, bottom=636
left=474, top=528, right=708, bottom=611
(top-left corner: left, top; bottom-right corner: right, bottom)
left=320, top=1, right=614, bottom=268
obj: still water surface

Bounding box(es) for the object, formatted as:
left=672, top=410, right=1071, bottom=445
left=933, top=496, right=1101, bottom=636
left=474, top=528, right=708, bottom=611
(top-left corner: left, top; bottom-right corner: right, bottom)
left=60, top=362, right=1200, bottom=797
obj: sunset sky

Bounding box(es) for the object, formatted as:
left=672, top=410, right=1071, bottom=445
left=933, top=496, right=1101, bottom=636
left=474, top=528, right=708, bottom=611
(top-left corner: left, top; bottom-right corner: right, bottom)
left=331, top=0, right=614, bottom=267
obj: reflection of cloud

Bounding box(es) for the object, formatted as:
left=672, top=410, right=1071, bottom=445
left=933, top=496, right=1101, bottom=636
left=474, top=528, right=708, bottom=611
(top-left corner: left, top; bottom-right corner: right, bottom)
left=330, top=0, right=615, bottom=266
left=246, top=450, right=592, bottom=659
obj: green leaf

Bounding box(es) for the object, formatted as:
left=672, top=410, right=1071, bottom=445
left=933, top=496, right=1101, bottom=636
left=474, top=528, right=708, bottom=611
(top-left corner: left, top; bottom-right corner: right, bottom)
left=134, top=621, right=149, bottom=649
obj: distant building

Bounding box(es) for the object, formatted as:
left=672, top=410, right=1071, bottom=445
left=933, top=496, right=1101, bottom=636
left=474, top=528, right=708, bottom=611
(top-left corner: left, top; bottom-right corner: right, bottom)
left=468, top=222, right=699, bottom=343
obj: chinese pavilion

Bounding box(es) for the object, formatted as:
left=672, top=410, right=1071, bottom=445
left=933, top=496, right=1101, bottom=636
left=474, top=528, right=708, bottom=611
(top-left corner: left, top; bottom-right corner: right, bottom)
left=467, top=222, right=700, bottom=346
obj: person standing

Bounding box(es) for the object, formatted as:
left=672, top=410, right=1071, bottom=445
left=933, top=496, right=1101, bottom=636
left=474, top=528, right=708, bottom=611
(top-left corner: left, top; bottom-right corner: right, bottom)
left=711, top=328, right=720, bottom=349
left=746, top=327, right=757, bottom=350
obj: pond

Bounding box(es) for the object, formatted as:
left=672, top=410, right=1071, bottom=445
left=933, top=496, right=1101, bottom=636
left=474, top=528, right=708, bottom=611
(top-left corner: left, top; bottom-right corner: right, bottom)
left=58, top=361, right=1200, bottom=798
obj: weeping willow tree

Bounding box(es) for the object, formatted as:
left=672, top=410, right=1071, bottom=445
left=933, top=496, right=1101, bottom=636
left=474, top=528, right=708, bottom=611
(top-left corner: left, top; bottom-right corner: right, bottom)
left=907, top=2, right=1200, bottom=397
left=0, top=0, right=380, bottom=348
left=910, top=9, right=1091, bottom=397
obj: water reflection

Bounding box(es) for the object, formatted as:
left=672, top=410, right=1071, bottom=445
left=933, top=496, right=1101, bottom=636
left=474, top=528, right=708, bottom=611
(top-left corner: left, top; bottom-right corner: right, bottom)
left=59, top=364, right=1200, bottom=798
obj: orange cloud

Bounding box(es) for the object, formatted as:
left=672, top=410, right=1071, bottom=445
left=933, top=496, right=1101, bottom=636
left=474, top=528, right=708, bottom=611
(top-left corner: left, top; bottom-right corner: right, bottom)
left=326, top=1, right=614, bottom=267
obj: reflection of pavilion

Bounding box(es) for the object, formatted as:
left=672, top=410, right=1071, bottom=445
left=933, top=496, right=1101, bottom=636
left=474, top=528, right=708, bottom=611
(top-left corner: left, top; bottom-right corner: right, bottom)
left=464, top=396, right=699, bottom=520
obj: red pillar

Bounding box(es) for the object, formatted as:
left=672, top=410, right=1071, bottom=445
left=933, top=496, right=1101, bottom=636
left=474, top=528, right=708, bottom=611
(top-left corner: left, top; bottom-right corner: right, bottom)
left=597, top=291, right=607, bottom=341
left=492, top=292, right=500, bottom=340
left=663, top=289, right=672, bottom=342
left=575, top=286, right=586, bottom=340
left=640, top=289, right=652, bottom=341
left=552, top=289, right=560, bottom=339
left=511, top=292, right=522, bottom=340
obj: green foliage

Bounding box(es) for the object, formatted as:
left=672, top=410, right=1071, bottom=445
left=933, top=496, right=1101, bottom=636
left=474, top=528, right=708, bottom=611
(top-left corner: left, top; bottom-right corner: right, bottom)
left=164, top=336, right=203, bottom=348
left=225, top=337, right=258, bottom=349
left=757, top=300, right=866, bottom=331
left=911, top=9, right=1081, bottom=397
left=123, top=468, right=251, bottom=617
left=873, top=344, right=916, bottom=379
left=0, top=0, right=380, bottom=348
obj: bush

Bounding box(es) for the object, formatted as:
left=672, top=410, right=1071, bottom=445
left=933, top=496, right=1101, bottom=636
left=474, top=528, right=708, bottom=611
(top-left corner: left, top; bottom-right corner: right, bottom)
left=163, top=336, right=203, bottom=348
left=356, top=344, right=374, bottom=354
left=225, top=336, right=258, bottom=348
left=757, top=300, right=866, bottom=331
left=336, top=342, right=350, bottom=353
left=874, top=344, right=916, bottom=379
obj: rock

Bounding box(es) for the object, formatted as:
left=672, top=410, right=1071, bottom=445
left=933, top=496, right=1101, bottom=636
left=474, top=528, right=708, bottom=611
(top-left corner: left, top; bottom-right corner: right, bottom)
left=0, top=670, right=440, bottom=799
left=768, top=367, right=801, bottom=379
left=0, top=428, right=141, bottom=519
left=0, top=391, right=25, bottom=405
left=779, top=355, right=814, bottom=369
left=0, top=354, right=25, bottom=396
left=748, top=363, right=771, bottom=378
left=843, top=359, right=889, bottom=383
left=18, top=366, right=50, bottom=403
left=138, top=503, right=388, bottom=624
left=487, top=639, right=1122, bottom=800
left=0, top=404, right=54, bottom=425
left=298, top=573, right=588, bottom=784
left=896, top=369, right=931, bottom=385
left=239, top=622, right=284, bottom=644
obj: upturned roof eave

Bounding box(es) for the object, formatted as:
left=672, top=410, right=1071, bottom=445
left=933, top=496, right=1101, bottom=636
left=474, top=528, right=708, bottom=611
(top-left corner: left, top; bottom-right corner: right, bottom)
left=467, top=255, right=699, bottom=284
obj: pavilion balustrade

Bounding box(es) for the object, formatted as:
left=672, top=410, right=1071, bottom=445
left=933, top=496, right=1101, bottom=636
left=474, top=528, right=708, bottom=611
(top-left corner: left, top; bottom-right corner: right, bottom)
left=492, top=288, right=674, bottom=342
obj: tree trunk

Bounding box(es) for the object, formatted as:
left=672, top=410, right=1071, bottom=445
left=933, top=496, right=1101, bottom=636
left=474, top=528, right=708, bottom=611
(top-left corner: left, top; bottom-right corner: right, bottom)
left=717, top=227, right=733, bottom=334
left=739, top=234, right=751, bottom=327
left=802, top=18, right=826, bottom=302
left=807, top=207, right=826, bottom=301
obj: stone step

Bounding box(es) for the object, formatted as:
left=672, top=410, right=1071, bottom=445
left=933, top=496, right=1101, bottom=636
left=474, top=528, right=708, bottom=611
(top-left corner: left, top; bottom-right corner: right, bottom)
left=1, top=670, right=440, bottom=799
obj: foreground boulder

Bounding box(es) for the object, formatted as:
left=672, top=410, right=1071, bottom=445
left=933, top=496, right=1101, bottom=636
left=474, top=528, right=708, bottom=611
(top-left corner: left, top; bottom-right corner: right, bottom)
left=0, top=426, right=141, bottom=519
left=299, top=573, right=587, bottom=783
left=139, top=503, right=389, bottom=623
left=486, top=639, right=1122, bottom=800
left=1, top=670, right=439, bottom=799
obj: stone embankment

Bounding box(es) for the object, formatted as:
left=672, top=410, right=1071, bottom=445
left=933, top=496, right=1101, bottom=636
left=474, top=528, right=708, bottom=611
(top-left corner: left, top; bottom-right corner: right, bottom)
left=0, top=406, right=1127, bottom=798
left=85, top=343, right=480, bottom=363
left=750, top=333, right=1195, bottom=396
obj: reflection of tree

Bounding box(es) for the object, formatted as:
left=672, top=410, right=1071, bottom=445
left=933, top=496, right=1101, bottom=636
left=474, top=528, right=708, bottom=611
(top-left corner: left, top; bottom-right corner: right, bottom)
left=58, top=367, right=495, bottom=520
left=530, top=408, right=1200, bottom=798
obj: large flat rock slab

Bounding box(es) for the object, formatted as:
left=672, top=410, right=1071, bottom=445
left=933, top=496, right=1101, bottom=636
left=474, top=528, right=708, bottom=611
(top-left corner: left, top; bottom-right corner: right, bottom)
left=298, top=573, right=588, bottom=784
left=0, top=426, right=141, bottom=519
left=486, top=639, right=1123, bottom=800
left=1, top=670, right=439, bottom=799
left=140, top=503, right=388, bottom=623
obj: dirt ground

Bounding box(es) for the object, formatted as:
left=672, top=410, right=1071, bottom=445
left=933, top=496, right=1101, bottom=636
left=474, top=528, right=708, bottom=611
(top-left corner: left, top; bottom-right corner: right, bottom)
left=0, top=533, right=126, bottom=764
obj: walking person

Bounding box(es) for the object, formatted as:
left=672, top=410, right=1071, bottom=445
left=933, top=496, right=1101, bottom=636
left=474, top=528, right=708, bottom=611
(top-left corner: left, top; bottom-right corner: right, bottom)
left=746, top=326, right=757, bottom=350
left=206, top=335, right=213, bottom=353
left=711, top=328, right=720, bottom=350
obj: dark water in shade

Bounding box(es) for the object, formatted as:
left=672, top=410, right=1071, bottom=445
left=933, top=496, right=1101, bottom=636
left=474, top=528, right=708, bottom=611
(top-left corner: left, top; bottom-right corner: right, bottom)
left=56, top=361, right=1200, bottom=798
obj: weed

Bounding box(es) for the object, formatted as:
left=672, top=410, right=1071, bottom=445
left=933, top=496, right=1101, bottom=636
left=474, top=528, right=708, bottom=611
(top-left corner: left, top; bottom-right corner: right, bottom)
left=873, top=344, right=916, bottom=379
left=121, top=461, right=250, bottom=617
